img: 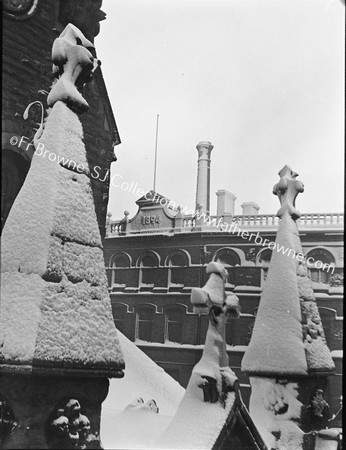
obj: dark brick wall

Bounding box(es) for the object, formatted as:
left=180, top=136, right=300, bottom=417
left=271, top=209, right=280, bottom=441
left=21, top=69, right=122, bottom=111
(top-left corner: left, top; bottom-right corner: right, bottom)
left=105, top=228, right=343, bottom=419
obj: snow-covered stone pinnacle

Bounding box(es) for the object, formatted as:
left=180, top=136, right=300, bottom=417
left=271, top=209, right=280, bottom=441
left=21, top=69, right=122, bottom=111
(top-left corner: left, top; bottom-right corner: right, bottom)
left=0, top=25, right=124, bottom=376
left=242, top=166, right=334, bottom=376
left=241, top=166, right=335, bottom=450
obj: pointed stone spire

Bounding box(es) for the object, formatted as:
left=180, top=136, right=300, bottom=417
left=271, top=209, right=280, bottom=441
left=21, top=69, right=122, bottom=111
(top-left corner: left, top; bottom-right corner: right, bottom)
left=241, top=166, right=335, bottom=450
left=0, top=24, right=123, bottom=448
left=242, top=165, right=334, bottom=375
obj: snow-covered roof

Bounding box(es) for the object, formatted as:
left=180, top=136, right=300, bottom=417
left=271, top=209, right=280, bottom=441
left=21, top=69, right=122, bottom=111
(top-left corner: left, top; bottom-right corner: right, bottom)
left=101, top=331, right=185, bottom=449
left=158, top=372, right=237, bottom=449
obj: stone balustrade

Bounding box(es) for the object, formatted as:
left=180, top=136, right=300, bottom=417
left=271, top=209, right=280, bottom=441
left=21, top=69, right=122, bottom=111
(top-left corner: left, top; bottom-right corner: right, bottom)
left=107, top=212, right=343, bottom=236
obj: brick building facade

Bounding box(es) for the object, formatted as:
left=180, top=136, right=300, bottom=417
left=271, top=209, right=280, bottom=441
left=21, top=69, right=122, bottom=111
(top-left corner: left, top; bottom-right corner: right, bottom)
left=104, top=191, right=343, bottom=425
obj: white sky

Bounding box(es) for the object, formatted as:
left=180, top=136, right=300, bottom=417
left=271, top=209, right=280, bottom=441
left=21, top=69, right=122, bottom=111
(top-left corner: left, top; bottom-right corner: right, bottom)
left=96, top=0, right=344, bottom=219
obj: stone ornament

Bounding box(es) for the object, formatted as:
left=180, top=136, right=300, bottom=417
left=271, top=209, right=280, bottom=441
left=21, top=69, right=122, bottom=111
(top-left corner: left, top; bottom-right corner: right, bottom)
left=273, top=165, right=304, bottom=219
left=47, top=23, right=97, bottom=113
left=58, top=0, right=106, bottom=42
left=191, top=262, right=240, bottom=405
left=48, top=399, right=100, bottom=449
left=305, top=387, right=330, bottom=431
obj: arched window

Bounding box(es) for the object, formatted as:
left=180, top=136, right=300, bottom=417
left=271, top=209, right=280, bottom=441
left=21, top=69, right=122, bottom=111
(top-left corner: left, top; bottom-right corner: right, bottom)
left=306, top=248, right=335, bottom=285
left=167, top=251, right=189, bottom=286
left=213, top=248, right=240, bottom=285
left=164, top=307, right=184, bottom=343
left=136, top=306, right=154, bottom=342
left=110, top=253, right=131, bottom=286
left=138, top=252, right=159, bottom=286
left=257, top=249, right=272, bottom=284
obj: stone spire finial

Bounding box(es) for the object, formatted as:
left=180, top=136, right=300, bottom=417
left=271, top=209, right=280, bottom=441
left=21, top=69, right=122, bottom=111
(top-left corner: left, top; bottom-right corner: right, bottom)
left=273, top=165, right=304, bottom=219
left=241, top=166, right=335, bottom=450
left=47, top=23, right=96, bottom=113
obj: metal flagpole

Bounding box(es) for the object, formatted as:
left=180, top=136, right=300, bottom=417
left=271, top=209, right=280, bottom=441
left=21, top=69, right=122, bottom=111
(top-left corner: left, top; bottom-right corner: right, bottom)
left=153, top=114, right=159, bottom=192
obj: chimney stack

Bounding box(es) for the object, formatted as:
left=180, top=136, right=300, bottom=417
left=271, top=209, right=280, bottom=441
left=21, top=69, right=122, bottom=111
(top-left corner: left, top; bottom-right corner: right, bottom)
left=216, top=190, right=236, bottom=216
left=195, top=141, right=213, bottom=216
left=241, top=201, right=260, bottom=216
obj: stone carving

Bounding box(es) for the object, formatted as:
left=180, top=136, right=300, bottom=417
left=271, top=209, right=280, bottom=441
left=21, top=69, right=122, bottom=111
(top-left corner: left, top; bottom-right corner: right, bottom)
left=305, top=387, right=330, bottom=431
left=330, top=272, right=343, bottom=287
left=191, top=262, right=240, bottom=406
left=48, top=398, right=100, bottom=449
left=59, top=0, right=106, bottom=42
left=0, top=396, right=17, bottom=448
left=273, top=165, right=304, bottom=219
left=47, top=23, right=96, bottom=113
left=244, top=247, right=258, bottom=263
left=118, top=211, right=129, bottom=235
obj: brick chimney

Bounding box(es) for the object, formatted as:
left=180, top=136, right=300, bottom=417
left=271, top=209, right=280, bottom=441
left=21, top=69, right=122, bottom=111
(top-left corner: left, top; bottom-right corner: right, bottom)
left=195, top=141, right=213, bottom=216
left=241, top=201, right=260, bottom=215
left=216, top=189, right=236, bottom=216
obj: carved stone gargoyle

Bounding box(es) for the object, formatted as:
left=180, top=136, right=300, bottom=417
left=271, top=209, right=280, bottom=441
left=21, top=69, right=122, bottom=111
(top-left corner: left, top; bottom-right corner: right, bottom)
left=191, top=262, right=240, bottom=406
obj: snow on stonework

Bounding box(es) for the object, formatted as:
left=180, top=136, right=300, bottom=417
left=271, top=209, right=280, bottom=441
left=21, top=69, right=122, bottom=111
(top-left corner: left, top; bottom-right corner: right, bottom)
left=248, top=377, right=304, bottom=450
left=157, top=263, right=240, bottom=450
left=157, top=370, right=236, bottom=450
left=241, top=213, right=308, bottom=375
left=298, top=266, right=335, bottom=371
left=101, top=332, right=185, bottom=449
left=0, top=98, right=124, bottom=372
left=242, top=166, right=334, bottom=375
left=241, top=166, right=335, bottom=450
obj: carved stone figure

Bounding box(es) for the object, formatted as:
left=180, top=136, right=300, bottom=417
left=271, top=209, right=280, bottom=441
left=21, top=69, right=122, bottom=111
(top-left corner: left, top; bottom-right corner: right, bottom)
left=306, top=387, right=330, bottom=431
left=48, top=398, right=98, bottom=449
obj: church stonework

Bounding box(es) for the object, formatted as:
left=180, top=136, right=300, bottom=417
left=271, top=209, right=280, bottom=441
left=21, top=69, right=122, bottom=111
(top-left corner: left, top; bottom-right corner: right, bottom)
left=0, top=24, right=124, bottom=449
left=242, top=166, right=336, bottom=450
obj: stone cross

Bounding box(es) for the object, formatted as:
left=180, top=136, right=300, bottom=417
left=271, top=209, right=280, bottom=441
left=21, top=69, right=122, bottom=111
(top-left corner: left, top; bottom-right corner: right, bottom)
left=273, top=165, right=304, bottom=220
left=190, top=262, right=240, bottom=404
